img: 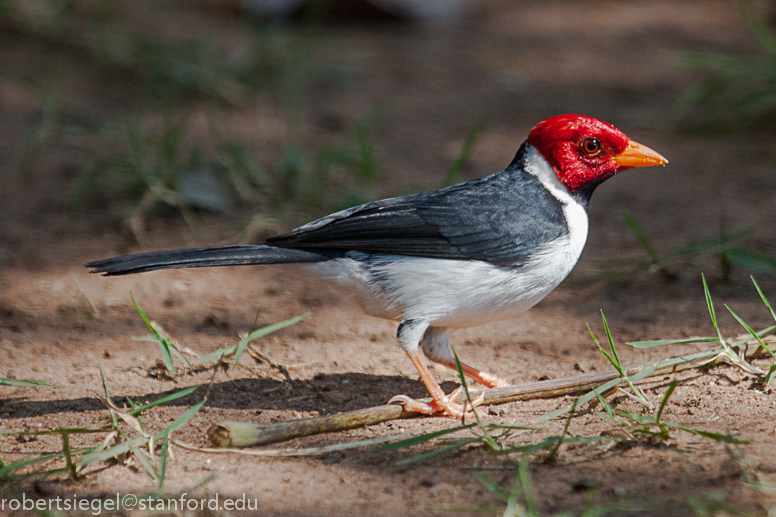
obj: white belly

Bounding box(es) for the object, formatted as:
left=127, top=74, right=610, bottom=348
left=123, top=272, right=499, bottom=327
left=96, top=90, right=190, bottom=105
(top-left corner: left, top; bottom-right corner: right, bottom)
left=308, top=219, right=587, bottom=329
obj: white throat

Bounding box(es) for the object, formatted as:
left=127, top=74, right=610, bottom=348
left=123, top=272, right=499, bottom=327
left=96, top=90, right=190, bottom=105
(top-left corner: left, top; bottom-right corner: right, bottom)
left=522, top=144, right=589, bottom=264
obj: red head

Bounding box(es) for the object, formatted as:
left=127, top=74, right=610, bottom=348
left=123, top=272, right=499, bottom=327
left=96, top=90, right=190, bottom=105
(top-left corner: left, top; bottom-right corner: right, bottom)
left=527, top=114, right=667, bottom=192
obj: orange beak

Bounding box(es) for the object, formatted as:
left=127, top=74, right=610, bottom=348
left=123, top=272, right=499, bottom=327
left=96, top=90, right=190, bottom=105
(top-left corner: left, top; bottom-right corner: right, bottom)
left=614, top=141, right=668, bottom=168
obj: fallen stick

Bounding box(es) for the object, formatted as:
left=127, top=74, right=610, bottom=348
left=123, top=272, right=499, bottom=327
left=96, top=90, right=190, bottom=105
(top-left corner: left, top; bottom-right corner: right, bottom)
left=208, top=353, right=715, bottom=448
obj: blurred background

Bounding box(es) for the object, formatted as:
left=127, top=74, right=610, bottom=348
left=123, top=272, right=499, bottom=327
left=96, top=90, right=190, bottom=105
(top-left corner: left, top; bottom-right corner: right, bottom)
left=0, top=0, right=775, bottom=287
left=2, top=2, right=776, bottom=511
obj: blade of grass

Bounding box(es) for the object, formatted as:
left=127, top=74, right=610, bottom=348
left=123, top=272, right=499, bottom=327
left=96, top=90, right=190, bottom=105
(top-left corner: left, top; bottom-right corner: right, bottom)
left=61, top=432, right=78, bottom=480
left=725, top=303, right=776, bottom=385
left=129, top=385, right=200, bottom=415
left=100, top=367, right=119, bottom=430
left=395, top=436, right=483, bottom=466
left=154, top=398, right=206, bottom=441
left=473, top=470, right=512, bottom=503
left=193, top=344, right=236, bottom=365
left=594, top=313, right=651, bottom=406
left=726, top=305, right=774, bottom=358
left=125, top=398, right=146, bottom=434
left=453, top=350, right=499, bottom=450
left=132, top=445, right=158, bottom=481
left=78, top=435, right=148, bottom=469
left=593, top=388, right=617, bottom=422
left=0, top=452, right=70, bottom=479
left=727, top=248, right=776, bottom=276
left=703, top=274, right=727, bottom=346
left=655, top=379, right=677, bottom=425
left=374, top=423, right=476, bottom=452
left=547, top=397, right=578, bottom=462
left=751, top=276, right=776, bottom=321
left=588, top=323, right=616, bottom=371
left=626, top=337, right=720, bottom=349
left=740, top=0, right=776, bottom=55
left=534, top=377, right=622, bottom=423
left=233, top=314, right=306, bottom=367
left=661, top=422, right=748, bottom=444
left=132, top=293, right=174, bottom=374
left=517, top=453, right=538, bottom=517
left=0, top=378, right=55, bottom=387
left=494, top=435, right=619, bottom=456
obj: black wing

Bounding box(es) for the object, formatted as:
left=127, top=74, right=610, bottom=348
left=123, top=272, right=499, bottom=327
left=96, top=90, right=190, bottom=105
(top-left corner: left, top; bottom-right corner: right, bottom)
left=267, top=146, right=570, bottom=267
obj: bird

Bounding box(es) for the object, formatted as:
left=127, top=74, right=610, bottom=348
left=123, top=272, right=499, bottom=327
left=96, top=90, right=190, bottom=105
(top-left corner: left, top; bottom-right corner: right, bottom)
left=86, top=114, right=667, bottom=418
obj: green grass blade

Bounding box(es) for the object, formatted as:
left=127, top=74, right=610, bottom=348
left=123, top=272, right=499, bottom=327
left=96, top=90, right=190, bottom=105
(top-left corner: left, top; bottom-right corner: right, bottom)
left=169, top=343, right=192, bottom=369
left=374, top=423, right=476, bottom=452
left=727, top=248, right=776, bottom=276
left=725, top=304, right=774, bottom=357
left=131, top=294, right=174, bottom=374
left=157, top=437, right=169, bottom=494
left=395, top=436, right=482, bottom=465
left=233, top=314, right=306, bottom=367
left=453, top=351, right=498, bottom=450
left=129, top=385, right=201, bottom=416
left=740, top=0, right=776, bottom=55
left=155, top=336, right=175, bottom=375
left=0, top=378, right=55, bottom=387
left=486, top=423, right=544, bottom=431
left=495, top=435, right=620, bottom=456
left=702, top=274, right=726, bottom=345
left=132, top=443, right=158, bottom=481
left=154, top=398, right=206, bottom=441
left=534, top=377, right=623, bottom=422
left=764, top=364, right=776, bottom=387
left=193, top=345, right=237, bottom=365
left=751, top=276, right=776, bottom=321
left=100, top=367, right=119, bottom=430
left=78, top=435, right=148, bottom=468
left=601, top=311, right=623, bottom=370
left=636, top=326, right=774, bottom=353
left=655, top=380, right=677, bottom=424
left=0, top=452, right=67, bottom=479
left=548, top=397, right=579, bottom=461
left=625, top=337, right=719, bottom=348
left=661, top=422, right=748, bottom=444
left=588, top=324, right=617, bottom=372
left=731, top=324, right=776, bottom=348
left=593, top=387, right=617, bottom=421
left=517, top=453, right=538, bottom=517
left=629, top=363, right=657, bottom=384
left=472, top=470, right=511, bottom=502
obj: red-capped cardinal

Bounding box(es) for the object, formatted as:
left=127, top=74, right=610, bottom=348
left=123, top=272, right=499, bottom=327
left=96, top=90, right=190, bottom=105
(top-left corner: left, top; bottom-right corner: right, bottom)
left=87, top=114, right=667, bottom=417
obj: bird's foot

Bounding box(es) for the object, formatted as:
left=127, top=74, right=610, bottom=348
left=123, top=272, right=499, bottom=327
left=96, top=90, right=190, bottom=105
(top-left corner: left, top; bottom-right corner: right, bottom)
left=476, top=371, right=510, bottom=389
left=389, top=387, right=485, bottom=418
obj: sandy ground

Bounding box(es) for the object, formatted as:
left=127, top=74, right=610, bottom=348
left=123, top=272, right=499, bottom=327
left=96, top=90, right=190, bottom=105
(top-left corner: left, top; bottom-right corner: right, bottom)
left=1, top=1, right=776, bottom=515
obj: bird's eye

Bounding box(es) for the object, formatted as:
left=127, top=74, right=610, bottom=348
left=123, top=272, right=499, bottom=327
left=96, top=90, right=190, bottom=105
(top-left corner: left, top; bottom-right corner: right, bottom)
left=581, top=138, right=601, bottom=156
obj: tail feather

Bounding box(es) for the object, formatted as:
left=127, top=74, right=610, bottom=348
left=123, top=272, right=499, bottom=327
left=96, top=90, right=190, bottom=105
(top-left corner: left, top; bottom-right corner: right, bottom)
left=86, top=244, right=328, bottom=276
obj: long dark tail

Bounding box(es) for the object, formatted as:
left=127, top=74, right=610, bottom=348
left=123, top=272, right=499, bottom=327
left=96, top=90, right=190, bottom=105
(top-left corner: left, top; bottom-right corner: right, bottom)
left=86, top=244, right=330, bottom=276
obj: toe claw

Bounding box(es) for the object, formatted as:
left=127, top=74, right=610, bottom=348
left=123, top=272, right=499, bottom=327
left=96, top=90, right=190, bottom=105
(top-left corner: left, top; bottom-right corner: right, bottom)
left=388, top=385, right=486, bottom=418
left=388, top=394, right=435, bottom=414
left=388, top=394, right=412, bottom=406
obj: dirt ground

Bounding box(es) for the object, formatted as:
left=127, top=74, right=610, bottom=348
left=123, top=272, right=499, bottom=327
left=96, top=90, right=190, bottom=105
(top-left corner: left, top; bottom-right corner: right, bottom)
left=1, top=0, right=776, bottom=515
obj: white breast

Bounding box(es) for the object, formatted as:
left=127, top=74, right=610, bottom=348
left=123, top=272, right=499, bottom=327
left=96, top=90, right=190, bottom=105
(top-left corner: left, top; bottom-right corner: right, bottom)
left=309, top=146, right=588, bottom=329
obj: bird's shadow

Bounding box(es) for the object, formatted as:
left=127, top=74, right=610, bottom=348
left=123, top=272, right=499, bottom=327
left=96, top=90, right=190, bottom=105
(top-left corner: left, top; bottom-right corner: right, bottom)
left=0, top=373, right=464, bottom=420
